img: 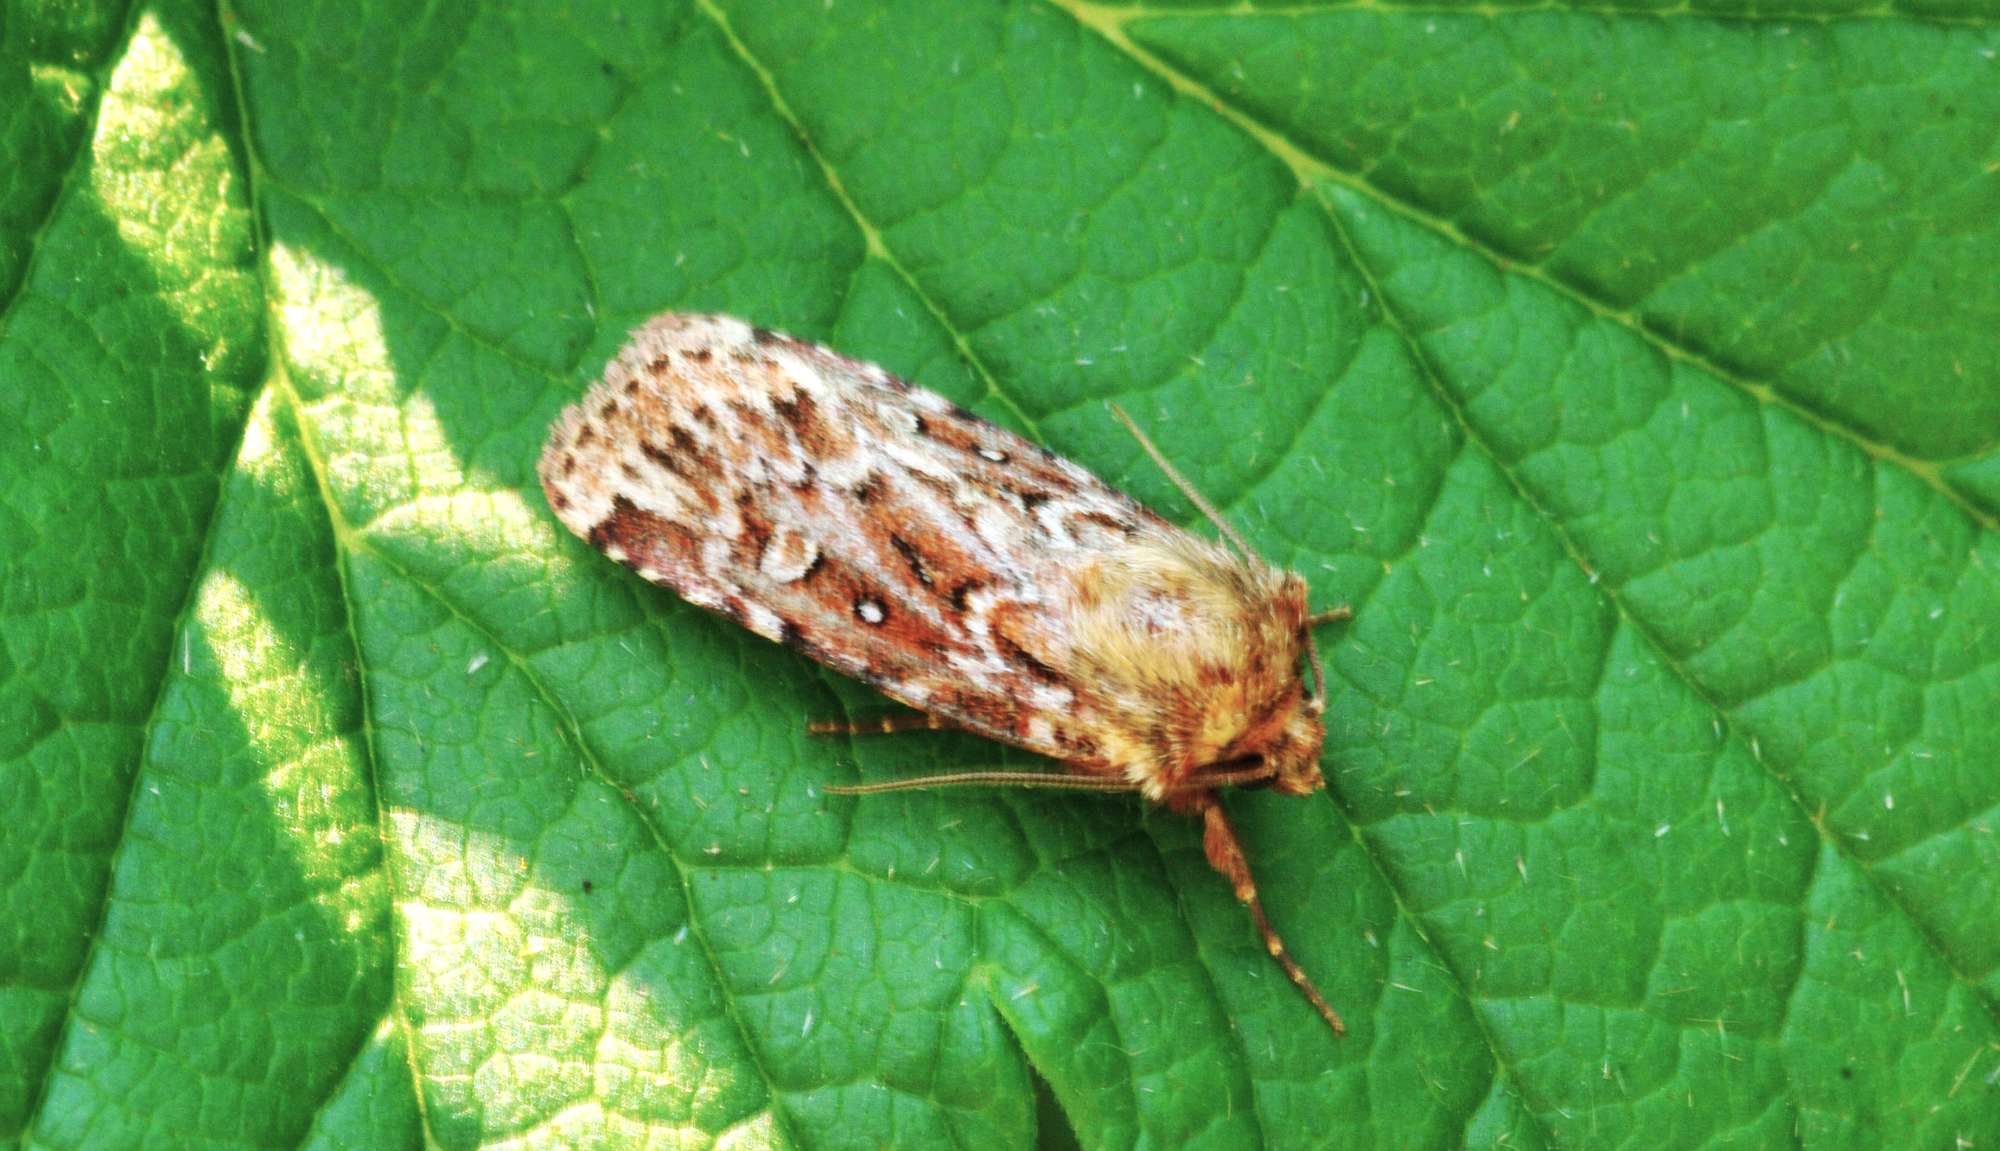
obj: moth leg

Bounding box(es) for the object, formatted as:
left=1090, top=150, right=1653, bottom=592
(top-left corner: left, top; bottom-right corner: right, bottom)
left=807, top=711, right=956, bottom=737
left=1300, top=605, right=1352, bottom=716
left=1308, top=604, right=1354, bottom=627
left=1198, top=798, right=1347, bottom=1037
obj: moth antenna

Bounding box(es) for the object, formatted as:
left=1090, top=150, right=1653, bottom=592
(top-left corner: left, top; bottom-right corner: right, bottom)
left=1107, top=403, right=1261, bottom=563
left=824, top=770, right=1141, bottom=795
left=1201, top=800, right=1346, bottom=1036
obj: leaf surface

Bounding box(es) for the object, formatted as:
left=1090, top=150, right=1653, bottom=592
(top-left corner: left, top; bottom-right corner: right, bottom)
left=3, top=1, right=1996, bottom=1148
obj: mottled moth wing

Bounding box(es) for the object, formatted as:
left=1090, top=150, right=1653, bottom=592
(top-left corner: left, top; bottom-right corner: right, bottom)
left=540, top=313, right=1175, bottom=776
left=542, top=312, right=1349, bottom=1034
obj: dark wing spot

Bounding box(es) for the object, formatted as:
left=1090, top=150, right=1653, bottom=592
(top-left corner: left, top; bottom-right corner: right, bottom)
left=995, top=631, right=1063, bottom=684
left=588, top=494, right=703, bottom=574
left=908, top=405, right=1015, bottom=464
left=640, top=439, right=688, bottom=478
left=853, top=474, right=885, bottom=504
left=691, top=347, right=713, bottom=363
left=668, top=424, right=708, bottom=459
left=1073, top=510, right=1137, bottom=540
left=889, top=534, right=933, bottom=586
left=772, top=391, right=820, bottom=438
left=1050, top=727, right=1100, bottom=760
left=909, top=470, right=957, bottom=502
left=735, top=493, right=774, bottom=564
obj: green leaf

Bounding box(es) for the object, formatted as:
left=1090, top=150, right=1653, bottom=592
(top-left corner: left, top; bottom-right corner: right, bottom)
left=4, top=0, right=1996, bottom=1148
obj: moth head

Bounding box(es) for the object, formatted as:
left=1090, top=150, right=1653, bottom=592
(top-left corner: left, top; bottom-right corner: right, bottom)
left=1226, top=572, right=1326, bottom=796
left=1232, top=579, right=1328, bottom=795
left=1278, top=572, right=1332, bottom=795
left=1262, top=702, right=1327, bottom=796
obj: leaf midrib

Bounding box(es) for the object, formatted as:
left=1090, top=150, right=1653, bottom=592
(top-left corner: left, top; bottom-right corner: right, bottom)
left=697, top=4, right=1543, bottom=1142
left=1092, top=0, right=2000, bottom=31
left=1057, top=0, right=2000, bottom=535
left=703, top=0, right=2000, bottom=1132
left=1051, top=0, right=2000, bottom=1008
left=693, top=7, right=1309, bottom=1137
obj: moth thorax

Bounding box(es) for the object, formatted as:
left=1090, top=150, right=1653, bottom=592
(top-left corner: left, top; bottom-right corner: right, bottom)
left=1066, top=530, right=1321, bottom=792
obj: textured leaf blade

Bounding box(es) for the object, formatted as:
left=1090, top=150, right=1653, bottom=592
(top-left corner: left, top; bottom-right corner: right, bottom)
left=3, top=1, right=1994, bottom=1148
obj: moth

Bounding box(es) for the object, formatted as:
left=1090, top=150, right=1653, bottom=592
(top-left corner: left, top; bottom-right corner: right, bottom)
left=540, top=313, right=1352, bottom=1035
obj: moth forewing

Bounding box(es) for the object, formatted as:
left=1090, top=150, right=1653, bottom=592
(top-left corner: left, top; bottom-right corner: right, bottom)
left=539, top=312, right=1348, bottom=1035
